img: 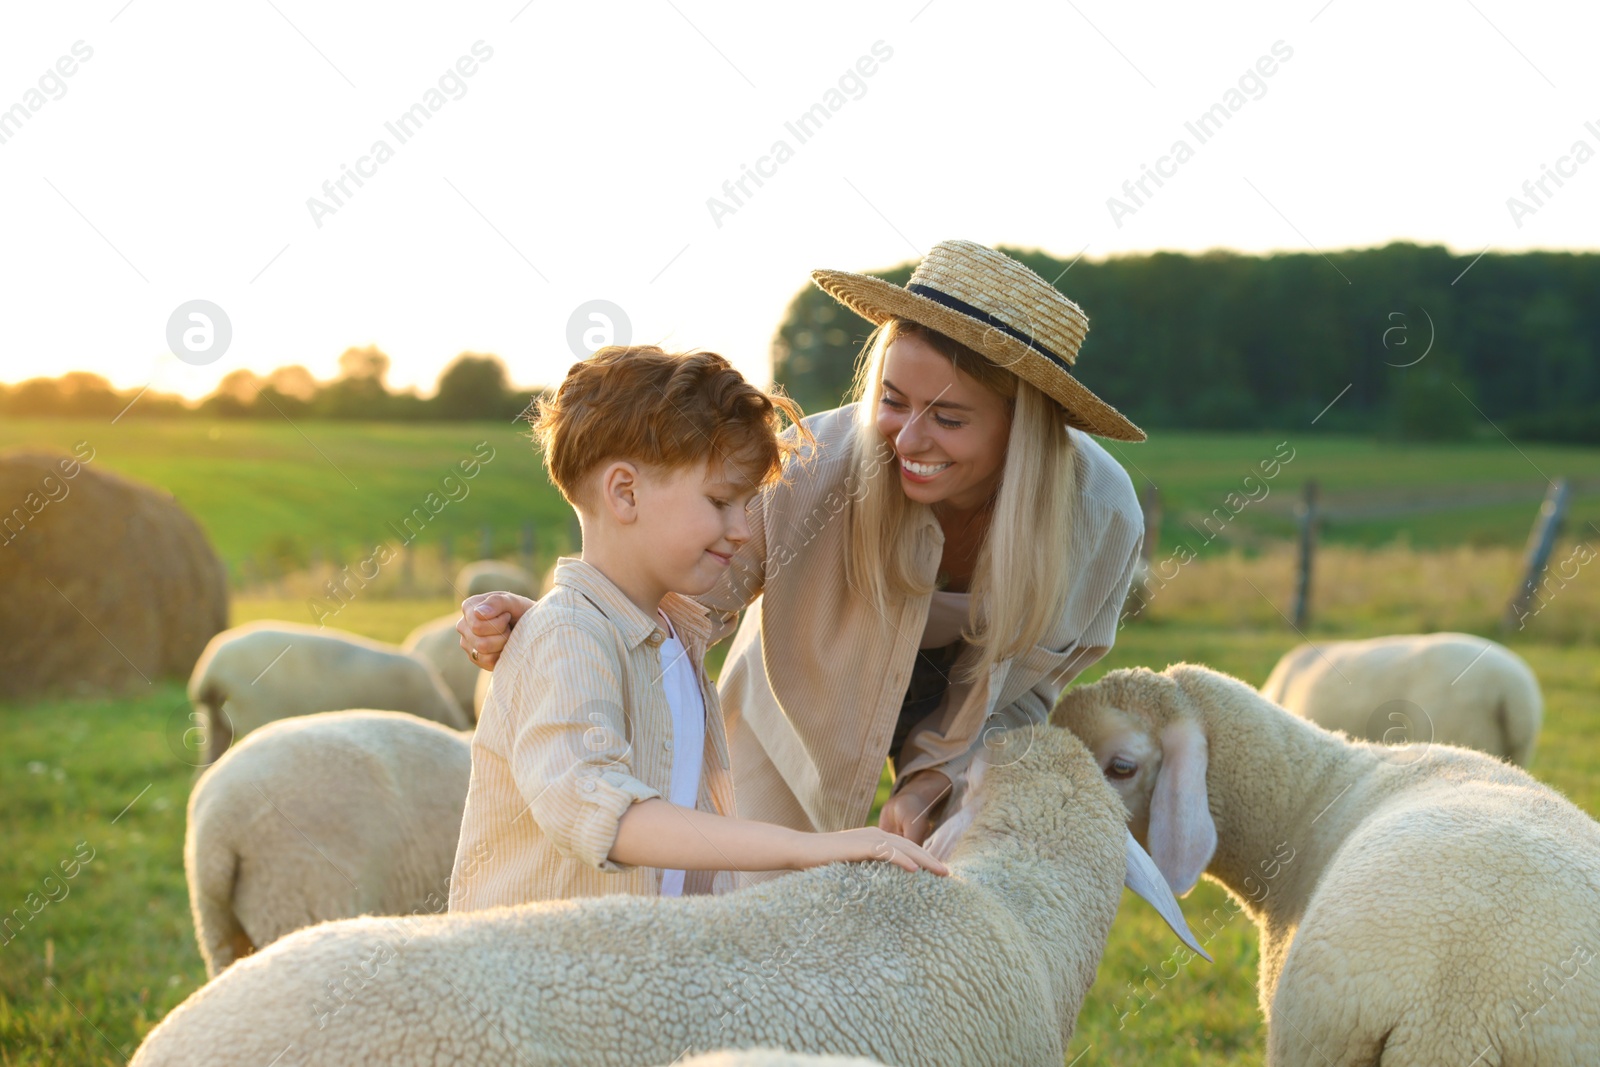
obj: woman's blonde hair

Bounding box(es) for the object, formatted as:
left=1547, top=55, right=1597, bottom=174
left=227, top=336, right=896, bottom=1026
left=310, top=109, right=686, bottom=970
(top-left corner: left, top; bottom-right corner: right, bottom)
left=842, top=318, right=1078, bottom=689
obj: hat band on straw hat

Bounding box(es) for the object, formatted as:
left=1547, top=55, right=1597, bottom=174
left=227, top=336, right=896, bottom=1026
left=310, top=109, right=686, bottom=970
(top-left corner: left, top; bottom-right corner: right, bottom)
left=810, top=238, right=1146, bottom=441
left=906, top=283, right=1074, bottom=372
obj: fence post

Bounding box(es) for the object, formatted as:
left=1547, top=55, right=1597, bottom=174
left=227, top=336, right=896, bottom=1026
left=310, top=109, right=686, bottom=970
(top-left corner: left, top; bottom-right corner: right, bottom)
left=1503, top=478, right=1570, bottom=633
left=1292, top=479, right=1319, bottom=629
left=521, top=522, right=536, bottom=570
left=481, top=525, right=493, bottom=561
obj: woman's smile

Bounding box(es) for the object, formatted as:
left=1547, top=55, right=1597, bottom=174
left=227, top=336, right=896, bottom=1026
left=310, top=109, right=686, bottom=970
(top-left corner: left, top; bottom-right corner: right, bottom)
left=900, top=456, right=952, bottom=481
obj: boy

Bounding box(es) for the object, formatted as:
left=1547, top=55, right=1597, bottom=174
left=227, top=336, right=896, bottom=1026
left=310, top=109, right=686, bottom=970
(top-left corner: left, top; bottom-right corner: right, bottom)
left=448, top=345, right=947, bottom=910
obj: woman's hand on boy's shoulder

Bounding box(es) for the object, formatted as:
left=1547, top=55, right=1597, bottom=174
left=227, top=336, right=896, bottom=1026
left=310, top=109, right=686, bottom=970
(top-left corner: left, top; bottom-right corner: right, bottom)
left=458, top=592, right=535, bottom=670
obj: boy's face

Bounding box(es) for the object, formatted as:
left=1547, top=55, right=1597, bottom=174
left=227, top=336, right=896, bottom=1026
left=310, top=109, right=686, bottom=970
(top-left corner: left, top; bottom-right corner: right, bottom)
left=634, top=455, right=757, bottom=595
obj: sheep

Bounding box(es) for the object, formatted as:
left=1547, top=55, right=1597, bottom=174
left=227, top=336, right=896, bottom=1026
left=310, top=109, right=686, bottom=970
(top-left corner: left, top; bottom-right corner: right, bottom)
left=664, top=1052, right=889, bottom=1067
left=188, top=621, right=471, bottom=764
left=456, top=559, right=537, bottom=600
left=131, top=724, right=1190, bottom=1067
left=185, top=710, right=472, bottom=977
left=400, top=614, right=481, bottom=718
left=1259, top=631, right=1543, bottom=766
left=1054, top=662, right=1600, bottom=1066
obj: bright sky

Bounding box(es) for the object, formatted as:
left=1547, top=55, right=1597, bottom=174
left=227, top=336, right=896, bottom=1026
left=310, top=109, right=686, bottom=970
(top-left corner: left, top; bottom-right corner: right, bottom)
left=1, top=0, right=1596, bottom=402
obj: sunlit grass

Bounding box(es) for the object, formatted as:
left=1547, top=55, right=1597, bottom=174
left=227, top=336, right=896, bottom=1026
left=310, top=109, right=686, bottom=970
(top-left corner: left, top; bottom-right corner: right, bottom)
left=4, top=579, right=1597, bottom=1064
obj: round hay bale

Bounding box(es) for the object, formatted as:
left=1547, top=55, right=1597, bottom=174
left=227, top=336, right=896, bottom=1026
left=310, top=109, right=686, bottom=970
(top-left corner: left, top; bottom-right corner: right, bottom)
left=455, top=558, right=537, bottom=599
left=0, top=448, right=229, bottom=700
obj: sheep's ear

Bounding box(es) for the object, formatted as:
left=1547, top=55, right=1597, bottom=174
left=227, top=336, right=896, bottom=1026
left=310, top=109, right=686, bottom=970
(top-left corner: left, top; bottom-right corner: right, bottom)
left=1148, top=717, right=1216, bottom=896
left=1123, top=830, right=1211, bottom=962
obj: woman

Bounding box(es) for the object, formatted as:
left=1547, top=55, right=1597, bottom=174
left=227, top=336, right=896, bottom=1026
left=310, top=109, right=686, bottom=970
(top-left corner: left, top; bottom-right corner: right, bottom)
left=459, top=239, right=1147, bottom=881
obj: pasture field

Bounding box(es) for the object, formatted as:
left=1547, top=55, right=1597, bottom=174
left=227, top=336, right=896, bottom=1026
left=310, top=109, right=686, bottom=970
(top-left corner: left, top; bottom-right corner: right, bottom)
left=3, top=419, right=1598, bottom=1064
left=1, top=420, right=1597, bottom=581
left=3, top=594, right=1597, bottom=1066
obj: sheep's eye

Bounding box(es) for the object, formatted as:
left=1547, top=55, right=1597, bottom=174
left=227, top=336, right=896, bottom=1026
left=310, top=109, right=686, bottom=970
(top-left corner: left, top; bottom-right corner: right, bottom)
left=1106, top=756, right=1138, bottom=780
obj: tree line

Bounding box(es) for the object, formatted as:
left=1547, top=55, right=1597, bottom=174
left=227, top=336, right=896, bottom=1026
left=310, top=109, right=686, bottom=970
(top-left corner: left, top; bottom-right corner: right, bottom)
left=772, top=241, right=1600, bottom=443
left=0, top=348, right=531, bottom=422
left=9, top=242, right=1596, bottom=439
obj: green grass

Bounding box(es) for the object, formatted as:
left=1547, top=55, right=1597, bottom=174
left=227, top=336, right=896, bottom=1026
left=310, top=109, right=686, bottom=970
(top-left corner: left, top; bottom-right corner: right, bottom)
left=0, top=682, right=200, bottom=1065
left=1095, top=430, right=1600, bottom=552
left=0, top=420, right=566, bottom=582
left=3, top=597, right=1597, bottom=1065
left=0, top=599, right=458, bottom=1065
left=2, top=422, right=1597, bottom=579
left=229, top=598, right=462, bottom=646
left=4, top=419, right=1599, bottom=1064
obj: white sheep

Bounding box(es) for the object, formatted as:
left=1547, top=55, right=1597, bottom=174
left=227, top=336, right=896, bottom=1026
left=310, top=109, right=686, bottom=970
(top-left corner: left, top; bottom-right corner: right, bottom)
left=1259, top=631, right=1543, bottom=766
left=185, top=710, right=472, bottom=977
left=1055, top=662, right=1600, bottom=1065
left=456, top=559, right=537, bottom=600
left=400, top=614, right=481, bottom=718
left=665, top=1052, right=889, bottom=1067
left=188, top=621, right=471, bottom=763
left=132, top=725, right=1193, bottom=1067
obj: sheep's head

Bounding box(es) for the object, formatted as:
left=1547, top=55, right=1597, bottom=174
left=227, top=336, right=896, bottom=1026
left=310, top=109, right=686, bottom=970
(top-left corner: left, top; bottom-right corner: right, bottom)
left=924, top=713, right=1213, bottom=959
left=926, top=723, right=1120, bottom=865
left=1051, top=665, right=1222, bottom=897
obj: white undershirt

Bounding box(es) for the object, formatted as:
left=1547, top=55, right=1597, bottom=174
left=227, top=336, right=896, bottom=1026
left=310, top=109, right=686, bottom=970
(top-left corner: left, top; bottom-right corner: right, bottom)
left=922, top=589, right=982, bottom=648
left=655, top=608, right=705, bottom=897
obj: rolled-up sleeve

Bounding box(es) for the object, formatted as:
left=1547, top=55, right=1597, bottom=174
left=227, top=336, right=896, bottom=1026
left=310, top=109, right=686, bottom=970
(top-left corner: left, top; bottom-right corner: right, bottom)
left=499, top=618, right=661, bottom=872
left=895, top=527, right=1146, bottom=796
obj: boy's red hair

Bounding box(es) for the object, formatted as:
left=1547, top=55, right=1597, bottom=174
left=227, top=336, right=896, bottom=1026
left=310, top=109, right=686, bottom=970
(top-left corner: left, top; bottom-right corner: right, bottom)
left=527, top=346, right=814, bottom=512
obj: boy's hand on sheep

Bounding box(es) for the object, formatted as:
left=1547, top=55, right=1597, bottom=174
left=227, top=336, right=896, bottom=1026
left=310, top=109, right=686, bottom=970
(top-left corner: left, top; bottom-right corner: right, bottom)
left=877, top=769, right=953, bottom=846
left=808, top=827, right=950, bottom=876
left=612, top=799, right=948, bottom=876
left=458, top=592, right=533, bottom=670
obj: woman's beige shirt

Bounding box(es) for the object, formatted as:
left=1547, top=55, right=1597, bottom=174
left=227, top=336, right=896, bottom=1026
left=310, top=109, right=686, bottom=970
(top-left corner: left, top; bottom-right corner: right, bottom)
left=694, top=402, right=1144, bottom=884
left=448, top=556, right=738, bottom=911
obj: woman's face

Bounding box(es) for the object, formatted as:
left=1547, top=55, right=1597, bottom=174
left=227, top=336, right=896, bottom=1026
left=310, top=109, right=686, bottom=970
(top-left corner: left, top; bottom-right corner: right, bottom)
left=875, top=332, right=1012, bottom=514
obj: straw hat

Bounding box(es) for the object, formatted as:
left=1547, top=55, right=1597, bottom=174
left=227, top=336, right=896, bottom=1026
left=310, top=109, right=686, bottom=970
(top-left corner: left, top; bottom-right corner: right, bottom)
left=811, top=239, right=1145, bottom=442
